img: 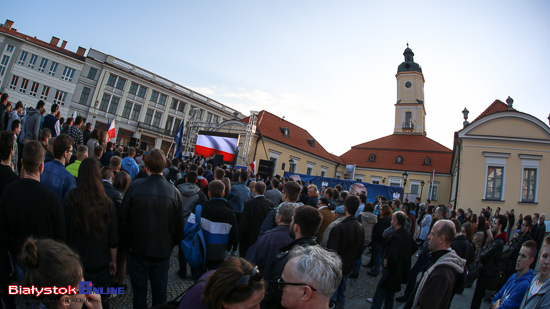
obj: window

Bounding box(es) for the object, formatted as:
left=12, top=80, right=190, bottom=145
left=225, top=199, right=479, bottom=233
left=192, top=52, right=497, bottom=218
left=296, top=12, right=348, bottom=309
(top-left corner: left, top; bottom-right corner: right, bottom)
left=129, top=82, right=148, bottom=98
left=336, top=172, right=343, bottom=179
left=150, top=91, right=159, bottom=103
left=99, top=93, right=120, bottom=114
left=355, top=175, right=364, bottom=182
left=18, top=51, right=27, bottom=65
left=122, top=101, right=133, bottom=119
left=522, top=169, right=536, bottom=202
left=115, top=77, right=126, bottom=90
left=0, top=55, right=10, bottom=76
left=165, top=116, right=174, bottom=132
left=178, top=100, right=186, bottom=112
left=106, top=74, right=117, bottom=86
left=6, top=45, right=14, bottom=53
left=53, top=90, right=67, bottom=105
left=405, top=112, right=412, bottom=127
left=87, top=68, right=97, bottom=80
left=38, top=58, right=48, bottom=72
left=108, top=97, right=120, bottom=115
left=30, top=82, right=39, bottom=97
left=48, top=62, right=58, bottom=76
left=289, top=162, right=297, bottom=173
left=19, top=78, right=29, bottom=93
left=61, top=66, right=75, bottom=82
left=149, top=91, right=167, bottom=106
left=371, top=176, right=381, bottom=185
left=131, top=104, right=141, bottom=122
left=144, top=108, right=154, bottom=125
left=519, top=154, right=542, bottom=203
left=9, top=75, right=19, bottom=90
left=79, top=87, right=91, bottom=106
left=40, top=85, right=50, bottom=100
left=486, top=167, right=504, bottom=200
left=116, top=128, right=134, bottom=147
left=321, top=166, right=328, bottom=177
left=410, top=181, right=420, bottom=195
left=306, top=162, right=315, bottom=175
left=206, top=112, right=213, bottom=123
left=152, top=111, right=163, bottom=127
left=171, top=99, right=178, bottom=110
left=389, top=178, right=402, bottom=187
left=429, top=183, right=439, bottom=201
left=213, top=115, right=219, bottom=123
left=28, top=54, right=38, bottom=68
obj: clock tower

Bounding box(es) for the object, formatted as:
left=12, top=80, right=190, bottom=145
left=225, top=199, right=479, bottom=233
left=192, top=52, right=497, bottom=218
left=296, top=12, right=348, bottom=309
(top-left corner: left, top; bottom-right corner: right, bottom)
left=394, top=44, right=426, bottom=135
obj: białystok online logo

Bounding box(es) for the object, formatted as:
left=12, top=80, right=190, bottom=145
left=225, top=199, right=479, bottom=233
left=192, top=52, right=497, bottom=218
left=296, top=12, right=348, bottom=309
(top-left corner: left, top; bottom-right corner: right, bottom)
left=9, top=282, right=124, bottom=296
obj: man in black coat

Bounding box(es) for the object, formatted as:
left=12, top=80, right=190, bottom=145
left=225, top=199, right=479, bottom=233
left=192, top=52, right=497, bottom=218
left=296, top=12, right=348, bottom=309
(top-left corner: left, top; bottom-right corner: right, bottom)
left=327, top=195, right=365, bottom=308
left=101, top=166, right=123, bottom=222
left=239, top=181, right=274, bottom=257
left=261, top=205, right=322, bottom=309
left=369, top=211, right=417, bottom=309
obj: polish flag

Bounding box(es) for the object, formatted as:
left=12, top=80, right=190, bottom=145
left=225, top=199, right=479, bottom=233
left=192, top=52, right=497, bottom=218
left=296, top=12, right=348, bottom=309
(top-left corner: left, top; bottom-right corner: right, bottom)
left=195, top=133, right=238, bottom=163
left=250, top=160, right=257, bottom=174
left=72, top=110, right=77, bottom=122
left=107, top=120, right=116, bottom=139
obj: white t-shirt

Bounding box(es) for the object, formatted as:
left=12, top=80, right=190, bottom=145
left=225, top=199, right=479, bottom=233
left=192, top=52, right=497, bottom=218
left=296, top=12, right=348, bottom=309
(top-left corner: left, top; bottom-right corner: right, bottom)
left=528, top=276, right=550, bottom=299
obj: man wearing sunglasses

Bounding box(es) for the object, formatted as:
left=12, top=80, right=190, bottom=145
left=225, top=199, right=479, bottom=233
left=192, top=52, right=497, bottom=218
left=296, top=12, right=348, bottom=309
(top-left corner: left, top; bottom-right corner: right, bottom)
left=279, top=245, right=342, bottom=309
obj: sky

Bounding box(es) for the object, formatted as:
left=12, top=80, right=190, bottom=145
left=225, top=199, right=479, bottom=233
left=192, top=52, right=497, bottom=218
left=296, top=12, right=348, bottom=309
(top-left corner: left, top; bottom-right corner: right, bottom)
left=4, top=1, right=550, bottom=155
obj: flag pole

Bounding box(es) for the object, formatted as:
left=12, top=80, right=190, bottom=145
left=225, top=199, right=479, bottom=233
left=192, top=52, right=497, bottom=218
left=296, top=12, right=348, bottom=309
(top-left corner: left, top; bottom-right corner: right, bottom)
left=167, top=141, right=175, bottom=158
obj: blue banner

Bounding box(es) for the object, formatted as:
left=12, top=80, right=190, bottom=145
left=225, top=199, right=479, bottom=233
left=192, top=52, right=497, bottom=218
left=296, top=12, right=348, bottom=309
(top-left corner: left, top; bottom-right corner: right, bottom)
left=174, top=121, right=185, bottom=158
left=283, top=172, right=404, bottom=203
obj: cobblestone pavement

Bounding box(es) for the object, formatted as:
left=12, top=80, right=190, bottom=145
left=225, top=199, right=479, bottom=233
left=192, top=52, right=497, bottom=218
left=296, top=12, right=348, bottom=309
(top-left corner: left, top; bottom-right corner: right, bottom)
left=16, top=248, right=411, bottom=309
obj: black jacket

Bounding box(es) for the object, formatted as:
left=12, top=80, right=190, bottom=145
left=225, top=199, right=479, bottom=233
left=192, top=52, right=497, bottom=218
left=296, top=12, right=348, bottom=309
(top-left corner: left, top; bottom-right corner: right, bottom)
left=505, top=231, right=533, bottom=275
left=451, top=235, right=473, bottom=261
left=372, top=216, right=391, bottom=245
left=239, top=196, right=273, bottom=256
left=327, top=216, right=364, bottom=275
left=102, top=180, right=123, bottom=226
left=262, top=237, right=317, bottom=309
left=381, top=227, right=417, bottom=292
left=480, top=233, right=506, bottom=277
left=120, top=174, right=184, bottom=259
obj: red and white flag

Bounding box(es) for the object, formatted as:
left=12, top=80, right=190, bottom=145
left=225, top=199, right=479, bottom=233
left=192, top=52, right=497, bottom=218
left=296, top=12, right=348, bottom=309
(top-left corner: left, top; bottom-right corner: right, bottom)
left=107, top=119, right=116, bottom=139
left=195, top=134, right=238, bottom=163
left=72, top=110, right=77, bottom=122
left=250, top=160, right=257, bottom=174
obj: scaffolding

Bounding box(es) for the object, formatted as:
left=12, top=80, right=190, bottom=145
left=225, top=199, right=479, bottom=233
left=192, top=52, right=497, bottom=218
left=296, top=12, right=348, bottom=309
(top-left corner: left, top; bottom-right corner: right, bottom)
left=183, top=110, right=258, bottom=167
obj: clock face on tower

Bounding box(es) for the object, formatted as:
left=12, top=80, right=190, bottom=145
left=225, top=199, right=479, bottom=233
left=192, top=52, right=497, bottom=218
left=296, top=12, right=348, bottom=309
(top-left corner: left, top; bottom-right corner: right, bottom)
left=405, top=81, right=412, bottom=89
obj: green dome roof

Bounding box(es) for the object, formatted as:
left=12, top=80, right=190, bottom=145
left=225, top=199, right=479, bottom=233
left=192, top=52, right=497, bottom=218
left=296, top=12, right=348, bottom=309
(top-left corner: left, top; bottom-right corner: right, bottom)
left=397, top=45, right=422, bottom=74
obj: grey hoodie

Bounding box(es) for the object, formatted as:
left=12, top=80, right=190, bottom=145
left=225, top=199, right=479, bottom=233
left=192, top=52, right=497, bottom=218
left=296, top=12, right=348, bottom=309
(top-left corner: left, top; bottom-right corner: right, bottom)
left=411, top=250, right=466, bottom=309
left=519, top=273, right=550, bottom=309
left=359, top=211, right=377, bottom=244
left=177, top=182, right=203, bottom=224
left=23, top=108, right=41, bottom=141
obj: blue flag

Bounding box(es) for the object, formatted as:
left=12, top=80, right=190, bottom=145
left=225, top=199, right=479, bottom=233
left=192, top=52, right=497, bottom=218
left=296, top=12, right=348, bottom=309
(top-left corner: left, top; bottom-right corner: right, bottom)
left=174, top=121, right=185, bottom=158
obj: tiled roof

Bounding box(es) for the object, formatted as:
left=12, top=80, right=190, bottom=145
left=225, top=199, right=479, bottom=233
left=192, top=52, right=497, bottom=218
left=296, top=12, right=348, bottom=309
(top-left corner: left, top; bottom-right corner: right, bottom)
left=241, top=111, right=343, bottom=164
left=0, top=25, right=85, bottom=61
left=472, top=100, right=511, bottom=123
left=340, top=134, right=452, bottom=174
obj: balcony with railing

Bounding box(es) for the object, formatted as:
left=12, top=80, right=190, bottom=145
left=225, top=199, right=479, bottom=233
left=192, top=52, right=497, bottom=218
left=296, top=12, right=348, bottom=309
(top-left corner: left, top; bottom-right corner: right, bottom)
left=137, top=122, right=178, bottom=137
left=402, top=121, right=415, bottom=132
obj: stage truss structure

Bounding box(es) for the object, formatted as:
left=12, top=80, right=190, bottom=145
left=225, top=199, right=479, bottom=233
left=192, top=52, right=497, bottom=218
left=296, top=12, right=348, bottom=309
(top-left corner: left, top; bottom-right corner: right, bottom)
left=183, top=109, right=258, bottom=167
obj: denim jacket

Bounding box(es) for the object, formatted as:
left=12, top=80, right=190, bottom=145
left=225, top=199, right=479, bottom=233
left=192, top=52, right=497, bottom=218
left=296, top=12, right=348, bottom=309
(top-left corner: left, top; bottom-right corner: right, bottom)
left=40, top=160, right=77, bottom=202
left=229, top=182, right=250, bottom=213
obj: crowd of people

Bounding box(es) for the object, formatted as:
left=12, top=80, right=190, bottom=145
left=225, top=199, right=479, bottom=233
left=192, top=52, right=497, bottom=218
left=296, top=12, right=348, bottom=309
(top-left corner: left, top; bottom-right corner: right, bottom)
left=0, top=94, right=549, bottom=309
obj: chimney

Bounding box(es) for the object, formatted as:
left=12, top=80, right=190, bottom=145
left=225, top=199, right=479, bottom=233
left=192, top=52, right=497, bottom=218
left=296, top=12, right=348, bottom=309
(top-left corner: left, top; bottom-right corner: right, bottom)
left=76, top=47, right=86, bottom=56
left=60, top=40, right=67, bottom=49
left=50, top=36, right=60, bottom=47
left=1, top=20, right=14, bottom=30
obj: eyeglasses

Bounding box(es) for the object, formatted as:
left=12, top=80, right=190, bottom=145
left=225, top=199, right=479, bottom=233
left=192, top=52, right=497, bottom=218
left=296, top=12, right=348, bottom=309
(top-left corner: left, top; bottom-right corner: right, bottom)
left=277, top=278, right=317, bottom=291
left=234, top=266, right=262, bottom=292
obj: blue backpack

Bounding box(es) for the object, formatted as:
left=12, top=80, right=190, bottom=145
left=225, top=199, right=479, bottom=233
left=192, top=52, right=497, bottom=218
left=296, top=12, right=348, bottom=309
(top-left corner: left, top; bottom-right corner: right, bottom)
left=182, top=205, right=207, bottom=267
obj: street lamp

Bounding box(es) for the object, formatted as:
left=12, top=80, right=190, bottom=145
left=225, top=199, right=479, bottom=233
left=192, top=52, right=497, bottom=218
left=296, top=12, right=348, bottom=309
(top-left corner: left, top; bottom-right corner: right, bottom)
left=420, top=180, right=425, bottom=200
left=402, top=171, right=408, bottom=188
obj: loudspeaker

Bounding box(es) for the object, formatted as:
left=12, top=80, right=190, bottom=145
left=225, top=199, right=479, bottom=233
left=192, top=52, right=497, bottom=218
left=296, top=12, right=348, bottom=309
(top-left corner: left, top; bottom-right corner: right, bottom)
left=258, top=159, right=274, bottom=178
left=129, top=137, right=138, bottom=147
left=140, top=141, right=148, bottom=151
left=212, top=154, right=224, bottom=166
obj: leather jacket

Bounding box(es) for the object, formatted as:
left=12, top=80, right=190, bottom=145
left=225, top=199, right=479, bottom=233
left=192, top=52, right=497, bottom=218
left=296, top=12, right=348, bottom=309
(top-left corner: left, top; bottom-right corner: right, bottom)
left=120, top=174, right=184, bottom=259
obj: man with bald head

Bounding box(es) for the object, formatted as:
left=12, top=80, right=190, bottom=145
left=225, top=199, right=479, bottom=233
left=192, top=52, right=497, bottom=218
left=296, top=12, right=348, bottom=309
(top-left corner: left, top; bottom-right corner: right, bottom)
left=405, top=219, right=466, bottom=309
